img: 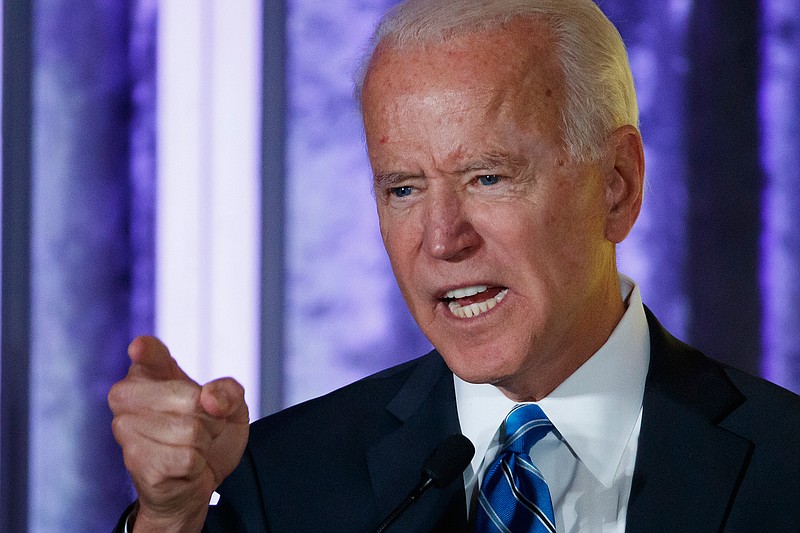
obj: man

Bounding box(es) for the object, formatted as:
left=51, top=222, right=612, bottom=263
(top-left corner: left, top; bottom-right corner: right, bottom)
left=109, top=0, right=800, bottom=531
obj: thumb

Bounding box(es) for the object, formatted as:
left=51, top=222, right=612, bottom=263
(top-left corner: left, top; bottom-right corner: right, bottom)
left=200, top=377, right=249, bottom=423
left=127, top=336, right=193, bottom=383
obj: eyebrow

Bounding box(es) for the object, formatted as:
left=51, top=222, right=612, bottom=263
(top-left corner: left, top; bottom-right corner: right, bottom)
left=455, top=152, right=528, bottom=174
left=373, top=171, right=419, bottom=190
left=372, top=152, right=528, bottom=189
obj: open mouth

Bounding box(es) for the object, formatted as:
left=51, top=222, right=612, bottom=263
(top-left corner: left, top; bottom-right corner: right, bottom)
left=442, top=285, right=508, bottom=319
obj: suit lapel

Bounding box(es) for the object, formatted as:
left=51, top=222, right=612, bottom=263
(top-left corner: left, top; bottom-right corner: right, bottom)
left=364, top=310, right=755, bottom=531
left=626, top=310, right=752, bottom=531
left=367, top=351, right=468, bottom=531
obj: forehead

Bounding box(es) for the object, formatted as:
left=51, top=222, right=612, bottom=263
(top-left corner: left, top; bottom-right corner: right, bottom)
left=361, top=16, right=564, bottom=137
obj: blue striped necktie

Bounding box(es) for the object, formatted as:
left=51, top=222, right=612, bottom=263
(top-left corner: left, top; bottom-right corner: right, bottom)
left=475, top=404, right=556, bottom=532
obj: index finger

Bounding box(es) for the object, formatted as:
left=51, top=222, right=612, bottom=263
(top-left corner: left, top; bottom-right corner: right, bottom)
left=127, top=336, right=192, bottom=383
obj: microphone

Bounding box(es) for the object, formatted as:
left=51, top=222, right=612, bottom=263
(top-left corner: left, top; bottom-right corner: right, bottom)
left=373, top=434, right=475, bottom=533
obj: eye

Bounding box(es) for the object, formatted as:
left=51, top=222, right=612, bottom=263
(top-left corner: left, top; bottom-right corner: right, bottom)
left=390, top=185, right=414, bottom=198
left=477, top=175, right=501, bottom=186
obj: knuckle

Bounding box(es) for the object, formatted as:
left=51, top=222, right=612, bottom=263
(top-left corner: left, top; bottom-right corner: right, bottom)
left=127, top=444, right=202, bottom=489
left=122, top=440, right=148, bottom=477
left=170, top=447, right=204, bottom=476
left=179, top=417, right=206, bottom=443
left=167, top=381, right=201, bottom=411
left=111, top=415, right=126, bottom=440
left=138, top=462, right=165, bottom=489
left=107, top=381, right=127, bottom=411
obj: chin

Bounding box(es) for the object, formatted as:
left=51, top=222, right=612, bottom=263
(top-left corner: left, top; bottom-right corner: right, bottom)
left=436, top=341, right=522, bottom=385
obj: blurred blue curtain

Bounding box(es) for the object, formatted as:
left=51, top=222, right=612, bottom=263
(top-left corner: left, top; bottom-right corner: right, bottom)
left=1, top=0, right=799, bottom=531
left=18, top=0, right=155, bottom=530
left=611, top=0, right=765, bottom=375
left=614, top=0, right=800, bottom=388
left=759, top=0, right=800, bottom=391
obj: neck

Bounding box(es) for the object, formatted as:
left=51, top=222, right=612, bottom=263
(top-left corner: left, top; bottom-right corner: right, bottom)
left=496, top=277, right=627, bottom=402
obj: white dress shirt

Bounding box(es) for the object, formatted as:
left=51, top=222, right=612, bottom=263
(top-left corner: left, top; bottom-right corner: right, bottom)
left=455, top=274, right=650, bottom=532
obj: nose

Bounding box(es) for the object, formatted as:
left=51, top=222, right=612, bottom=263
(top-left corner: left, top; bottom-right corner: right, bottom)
left=422, top=189, right=481, bottom=261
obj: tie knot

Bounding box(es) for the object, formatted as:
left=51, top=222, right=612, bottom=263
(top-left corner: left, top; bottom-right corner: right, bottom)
left=501, top=404, right=553, bottom=454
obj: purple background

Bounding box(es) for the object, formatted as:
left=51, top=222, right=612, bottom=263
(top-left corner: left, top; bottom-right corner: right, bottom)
left=0, top=0, right=797, bottom=530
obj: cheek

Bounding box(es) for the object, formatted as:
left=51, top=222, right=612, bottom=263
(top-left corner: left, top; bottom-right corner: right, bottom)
left=377, top=209, right=391, bottom=247
left=489, top=198, right=602, bottom=276
left=478, top=199, right=550, bottom=253
left=379, top=212, right=417, bottom=273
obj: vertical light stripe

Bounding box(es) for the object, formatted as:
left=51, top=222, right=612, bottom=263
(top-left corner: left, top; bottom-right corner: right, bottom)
left=207, top=0, right=263, bottom=410
left=157, top=0, right=263, bottom=416
left=759, top=0, right=800, bottom=392
left=156, top=0, right=206, bottom=379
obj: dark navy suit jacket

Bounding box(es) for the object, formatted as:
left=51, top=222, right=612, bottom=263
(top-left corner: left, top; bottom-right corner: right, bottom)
left=119, top=310, right=800, bottom=531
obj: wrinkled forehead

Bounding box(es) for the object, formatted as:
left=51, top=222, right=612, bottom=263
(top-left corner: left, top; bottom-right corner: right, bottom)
left=366, top=16, right=560, bottom=86
left=361, top=17, right=565, bottom=141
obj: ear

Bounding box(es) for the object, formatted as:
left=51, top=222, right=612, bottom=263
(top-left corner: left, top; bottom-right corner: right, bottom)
left=603, top=125, right=644, bottom=243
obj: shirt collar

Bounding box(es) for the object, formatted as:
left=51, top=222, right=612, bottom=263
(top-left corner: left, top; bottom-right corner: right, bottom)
left=455, top=274, right=650, bottom=487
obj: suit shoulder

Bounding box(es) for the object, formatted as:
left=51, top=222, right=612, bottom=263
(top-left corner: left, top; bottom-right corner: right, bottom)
left=646, top=307, right=800, bottom=446
left=249, top=350, right=447, bottom=442
left=722, top=364, right=800, bottom=427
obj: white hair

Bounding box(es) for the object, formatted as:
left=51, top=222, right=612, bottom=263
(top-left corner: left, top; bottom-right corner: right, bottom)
left=355, top=0, right=638, bottom=162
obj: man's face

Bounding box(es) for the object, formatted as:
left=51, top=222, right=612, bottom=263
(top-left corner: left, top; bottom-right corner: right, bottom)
left=361, top=20, right=629, bottom=400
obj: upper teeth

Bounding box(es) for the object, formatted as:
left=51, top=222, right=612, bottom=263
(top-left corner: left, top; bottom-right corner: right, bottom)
left=445, top=285, right=488, bottom=299
left=447, top=288, right=508, bottom=319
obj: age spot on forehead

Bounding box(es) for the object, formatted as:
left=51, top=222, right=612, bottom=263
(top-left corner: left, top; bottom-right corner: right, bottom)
left=546, top=89, right=553, bottom=97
